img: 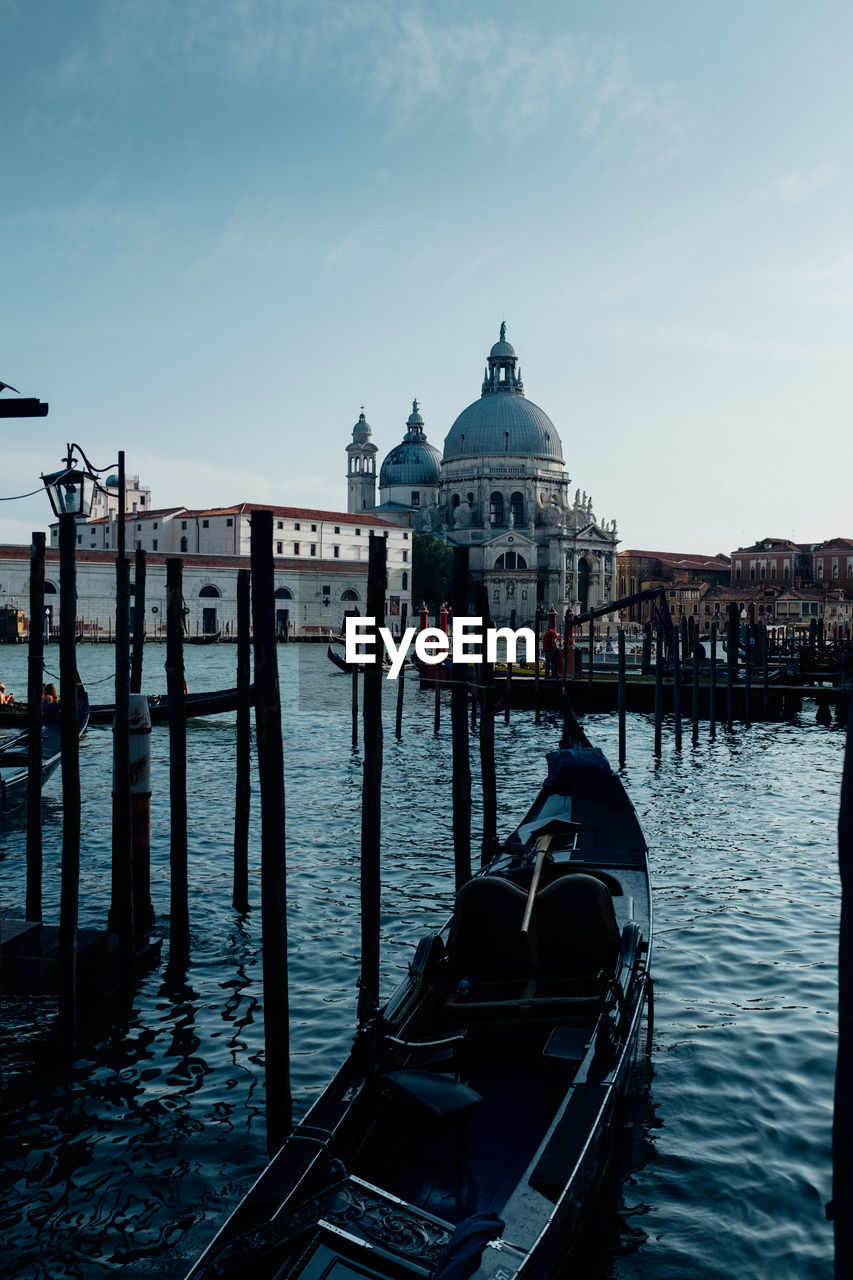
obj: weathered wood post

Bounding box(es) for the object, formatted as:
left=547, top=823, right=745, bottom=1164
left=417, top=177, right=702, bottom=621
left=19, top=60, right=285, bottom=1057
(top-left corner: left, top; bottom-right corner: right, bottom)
left=744, top=620, right=753, bottom=728
left=617, top=628, right=627, bottom=766
left=475, top=581, right=497, bottom=866
left=166, top=557, right=189, bottom=971
left=352, top=666, right=359, bottom=749
left=654, top=626, right=664, bottom=757
left=394, top=602, right=407, bottom=740
left=251, top=511, right=292, bottom=1152
left=832, top=700, right=853, bottom=1275
left=505, top=607, right=516, bottom=724
left=233, top=568, right=251, bottom=913
left=58, top=505, right=81, bottom=1049
left=358, top=532, right=386, bottom=1028
left=642, top=621, right=652, bottom=676
left=112, top=451, right=135, bottom=995
left=761, top=623, right=770, bottom=721
left=727, top=603, right=738, bottom=729
left=130, top=547, right=146, bottom=694
left=451, top=548, right=471, bottom=890
left=587, top=612, right=595, bottom=690
left=709, top=622, right=718, bottom=737
left=25, top=531, right=45, bottom=922
left=129, top=695, right=154, bottom=933
left=672, top=630, right=682, bottom=751
left=534, top=606, right=542, bottom=725
left=692, top=628, right=700, bottom=746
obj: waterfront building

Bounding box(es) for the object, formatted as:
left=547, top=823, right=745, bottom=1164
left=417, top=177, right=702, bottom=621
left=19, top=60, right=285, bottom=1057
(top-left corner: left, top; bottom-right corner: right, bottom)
left=14, top=502, right=411, bottom=638
left=349, top=325, right=619, bottom=625
left=730, top=537, right=853, bottom=590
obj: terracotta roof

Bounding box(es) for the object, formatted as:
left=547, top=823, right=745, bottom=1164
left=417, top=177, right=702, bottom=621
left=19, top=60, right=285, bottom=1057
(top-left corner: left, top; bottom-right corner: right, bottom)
left=0, top=544, right=371, bottom=574
left=618, top=550, right=730, bottom=569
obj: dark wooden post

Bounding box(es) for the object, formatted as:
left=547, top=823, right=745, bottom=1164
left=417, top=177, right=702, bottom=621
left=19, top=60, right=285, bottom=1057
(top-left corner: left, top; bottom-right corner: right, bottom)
left=654, top=626, right=663, bottom=757
left=672, top=630, right=682, bottom=751
left=833, top=701, right=853, bottom=1275
left=709, top=622, right=718, bottom=737
left=112, top=452, right=134, bottom=994
left=727, top=604, right=738, bottom=729
left=587, top=612, right=595, bottom=689
left=358, top=533, right=386, bottom=1026
left=642, top=621, right=652, bottom=676
left=433, top=661, right=441, bottom=734
left=352, top=666, right=359, bottom=749
left=251, top=511, right=292, bottom=1151
left=744, top=620, right=753, bottom=728
left=395, top=602, right=407, bottom=740
left=130, top=547, right=146, bottom=693
left=233, top=568, right=251, bottom=913
left=617, top=628, right=627, bottom=766
left=505, top=608, right=515, bottom=724
left=166, top=558, right=189, bottom=970
left=761, top=624, right=770, bottom=721
left=58, top=509, right=81, bottom=1050
left=25, top=531, right=45, bottom=922
left=534, top=607, right=542, bottom=724
left=451, top=548, right=471, bottom=890
left=475, top=582, right=497, bottom=866
left=692, top=628, right=700, bottom=745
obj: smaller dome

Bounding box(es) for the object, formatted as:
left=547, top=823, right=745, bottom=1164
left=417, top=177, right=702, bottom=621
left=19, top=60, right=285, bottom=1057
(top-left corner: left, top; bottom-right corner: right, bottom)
left=407, top=399, right=424, bottom=429
left=490, top=339, right=516, bottom=359
left=379, top=398, right=441, bottom=489
left=352, top=409, right=372, bottom=440
left=106, top=474, right=120, bottom=487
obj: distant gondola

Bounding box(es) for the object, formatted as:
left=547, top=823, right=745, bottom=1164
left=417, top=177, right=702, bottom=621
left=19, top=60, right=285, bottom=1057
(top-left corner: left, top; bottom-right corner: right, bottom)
left=0, top=685, right=254, bottom=728
left=0, top=684, right=90, bottom=814
left=186, top=707, right=653, bottom=1280
left=186, top=631, right=221, bottom=645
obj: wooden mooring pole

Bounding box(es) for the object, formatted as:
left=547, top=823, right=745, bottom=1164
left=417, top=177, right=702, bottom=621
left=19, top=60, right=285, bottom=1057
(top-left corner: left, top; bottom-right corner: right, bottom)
left=617, top=628, right=626, bottom=767
left=654, top=627, right=663, bottom=758
left=25, top=531, right=45, bottom=922
left=233, top=568, right=251, bottom=913
left=726, top=604, right=738, bottom=729
left=166, top=558, right=189, bottom=971
left=395, top=602, right=407, bottom=741
left=692, top=630, right=700, bottom=746
left=358, top=533, right=385, bottom=1027
left=534, top=607, right=542, bottom=725
left=832, top=700, right=853, bottom=1275
left=475, top=582, right=497, bottom=866
left=709, top=622, right=718, bottom=737
left=58, top=508, right=81, bottom=1050
left=112, top=452, right=134, bottom=995
left=672, top=631, right=682, bottom=751
left=130, top=547, right=146, bottom=694
left=451, top=548, right=471, bottom=890
left=251, top=511, right=292, bottom=1151
left=352, top=666, right=359, bottom=749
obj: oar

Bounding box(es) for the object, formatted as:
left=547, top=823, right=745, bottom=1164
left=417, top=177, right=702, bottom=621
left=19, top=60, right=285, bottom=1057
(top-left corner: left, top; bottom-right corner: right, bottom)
left=521, top=834, right=552, bottom=934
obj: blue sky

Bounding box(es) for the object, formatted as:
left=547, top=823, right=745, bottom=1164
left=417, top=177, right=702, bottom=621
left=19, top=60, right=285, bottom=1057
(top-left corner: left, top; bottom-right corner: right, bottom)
left=2, top=1, right=851, bottom=555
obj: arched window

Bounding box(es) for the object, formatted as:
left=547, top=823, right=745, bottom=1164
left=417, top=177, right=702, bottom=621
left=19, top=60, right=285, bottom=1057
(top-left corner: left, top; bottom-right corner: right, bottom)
left=494, top=552, right=528, bottom=570
left=402, top=571, right=408, bottom=590
left=510, top=492, right=524, bottom=525
left=180, top=536, right=188, bottom=552
left=341, top=589, right=359, bottom=601
left=490, top=492, right=504, bottom=526
left=274, top=587, right=293, bottom=600
left=451, top=494, right=460, bottom=510
left=44, top=581, right=58, bottom=594
left=199, top=584, right=221, bottom=598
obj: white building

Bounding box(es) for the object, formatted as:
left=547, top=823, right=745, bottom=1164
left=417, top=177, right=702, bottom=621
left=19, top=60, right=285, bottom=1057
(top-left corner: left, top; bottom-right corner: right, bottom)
left=12, top=503, right=412, bottom=638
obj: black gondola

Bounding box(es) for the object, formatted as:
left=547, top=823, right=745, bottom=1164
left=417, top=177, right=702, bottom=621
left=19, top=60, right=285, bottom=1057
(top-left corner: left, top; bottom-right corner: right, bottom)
left=0, top=685, right=254, bottom=729
left=186, top=711, right=652, bottom=1280
left=0, top=684, right=90, bottom=814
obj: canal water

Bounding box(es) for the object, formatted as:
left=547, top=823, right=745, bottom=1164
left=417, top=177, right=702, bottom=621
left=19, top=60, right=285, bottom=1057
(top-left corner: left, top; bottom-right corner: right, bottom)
left=0, top=643, right=843, bottom=1279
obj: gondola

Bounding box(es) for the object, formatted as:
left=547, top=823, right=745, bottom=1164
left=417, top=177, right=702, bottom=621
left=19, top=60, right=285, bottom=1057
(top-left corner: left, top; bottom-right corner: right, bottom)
left=0, top=684, right=90, bottom=814
left=327, top=642, right=363, bottom=673
left=186, top=709, right=652, bottom=1280
left=87, top=685, right=254, bottom=726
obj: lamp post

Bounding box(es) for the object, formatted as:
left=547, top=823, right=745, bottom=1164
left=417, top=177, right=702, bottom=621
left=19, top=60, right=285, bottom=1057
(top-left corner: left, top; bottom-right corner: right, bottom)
left=41, top=444, right=98, bottom=1050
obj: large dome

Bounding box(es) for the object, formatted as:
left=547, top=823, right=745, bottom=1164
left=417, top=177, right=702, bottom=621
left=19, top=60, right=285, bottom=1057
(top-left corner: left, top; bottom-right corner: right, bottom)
left=443, top=395, right=561, bottom=461
left=379, top=399, right=441, bottom=488
left=442, top=325, right=563, bottom=462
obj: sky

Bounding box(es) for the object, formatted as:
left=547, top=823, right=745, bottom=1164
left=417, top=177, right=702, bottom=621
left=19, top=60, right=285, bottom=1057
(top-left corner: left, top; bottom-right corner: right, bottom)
left=1, top=0, right=852, bottom=556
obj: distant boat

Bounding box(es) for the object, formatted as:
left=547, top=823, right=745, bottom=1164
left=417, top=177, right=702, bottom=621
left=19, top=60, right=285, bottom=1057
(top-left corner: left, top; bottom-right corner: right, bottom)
left=0, top=685, right=253, bottom=729
left=187, top=631, right=221, bottom=645
left=0, top=685, right=90, bottom=814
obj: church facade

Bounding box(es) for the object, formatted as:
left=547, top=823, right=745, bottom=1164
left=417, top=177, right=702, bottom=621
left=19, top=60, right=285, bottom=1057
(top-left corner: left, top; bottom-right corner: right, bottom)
left=345, top=326, right=619, bottom=625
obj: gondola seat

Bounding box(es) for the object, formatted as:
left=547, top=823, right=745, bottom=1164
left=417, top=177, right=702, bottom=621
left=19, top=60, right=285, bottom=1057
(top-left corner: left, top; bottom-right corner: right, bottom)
left=444, top=873, right=620, bottom=1024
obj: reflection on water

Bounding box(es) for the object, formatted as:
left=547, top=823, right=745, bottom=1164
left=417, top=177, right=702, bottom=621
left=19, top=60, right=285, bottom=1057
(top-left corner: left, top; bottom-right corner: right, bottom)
left=0, top=644, right=842, bottom=1278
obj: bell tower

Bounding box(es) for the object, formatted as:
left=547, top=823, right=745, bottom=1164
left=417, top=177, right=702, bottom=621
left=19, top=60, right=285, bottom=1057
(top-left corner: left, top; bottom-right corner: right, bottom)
left=346, top=408, right=378, bottom=513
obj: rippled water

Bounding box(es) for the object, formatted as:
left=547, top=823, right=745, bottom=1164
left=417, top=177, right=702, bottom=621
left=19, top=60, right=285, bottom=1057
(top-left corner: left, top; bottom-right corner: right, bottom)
left=0, top=643, right=844, bottom=1279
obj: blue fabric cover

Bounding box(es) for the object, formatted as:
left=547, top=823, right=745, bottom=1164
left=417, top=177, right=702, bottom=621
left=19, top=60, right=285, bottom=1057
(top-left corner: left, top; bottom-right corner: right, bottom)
left=429, top=1211, right=506, bottom=1280
left=543, top=747, right=612, bottom=794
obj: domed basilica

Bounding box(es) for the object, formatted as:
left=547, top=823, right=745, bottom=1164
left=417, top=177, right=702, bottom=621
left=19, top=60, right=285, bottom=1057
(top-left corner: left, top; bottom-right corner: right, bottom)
left=345, top=325, right=619, bottom=622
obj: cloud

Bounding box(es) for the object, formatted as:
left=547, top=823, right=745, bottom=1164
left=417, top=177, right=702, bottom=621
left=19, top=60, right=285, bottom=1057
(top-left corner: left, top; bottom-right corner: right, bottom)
left=750, top=162, right=840, bottom=207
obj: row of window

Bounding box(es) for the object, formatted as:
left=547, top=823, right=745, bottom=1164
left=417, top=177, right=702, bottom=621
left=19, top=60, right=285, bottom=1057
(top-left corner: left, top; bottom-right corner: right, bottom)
left=451, top=492, right=526, bottom=525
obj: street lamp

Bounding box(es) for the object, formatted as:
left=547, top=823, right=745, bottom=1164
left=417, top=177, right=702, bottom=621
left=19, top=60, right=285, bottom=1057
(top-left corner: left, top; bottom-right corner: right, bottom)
left=41, top=443, right=101, bottom=519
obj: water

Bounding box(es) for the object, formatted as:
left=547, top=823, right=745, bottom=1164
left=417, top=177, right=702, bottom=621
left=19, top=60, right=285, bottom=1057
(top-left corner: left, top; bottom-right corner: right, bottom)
left=0, top=643, right=844, bottom=1279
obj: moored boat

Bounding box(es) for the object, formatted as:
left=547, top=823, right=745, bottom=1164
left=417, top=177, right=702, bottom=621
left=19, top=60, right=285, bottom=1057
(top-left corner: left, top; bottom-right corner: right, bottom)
left=0, top=684, right=90, bottom=814
left=0, top=685, right=254, bottom=728
left=186, top=712, right=652, bottom=1280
